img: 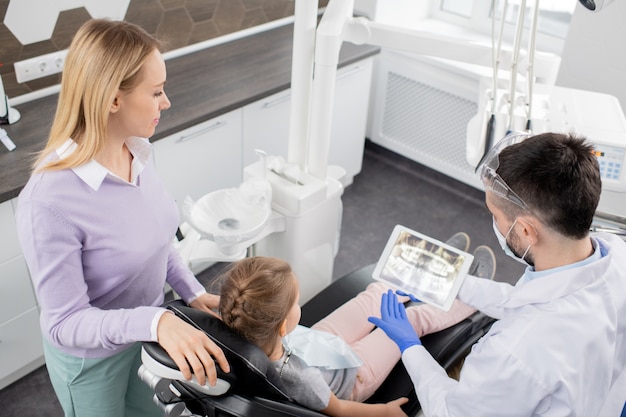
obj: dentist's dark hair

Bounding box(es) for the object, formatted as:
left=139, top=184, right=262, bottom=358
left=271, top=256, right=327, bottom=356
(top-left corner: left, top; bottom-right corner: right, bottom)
left=496, top=132, right=601, bottom=239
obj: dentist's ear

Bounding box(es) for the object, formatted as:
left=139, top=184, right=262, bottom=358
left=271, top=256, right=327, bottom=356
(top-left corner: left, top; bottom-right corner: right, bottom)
left=517, top=217, right=539, bottom=245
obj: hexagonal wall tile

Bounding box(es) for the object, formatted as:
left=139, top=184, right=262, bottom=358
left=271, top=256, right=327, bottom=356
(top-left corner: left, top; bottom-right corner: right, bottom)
left=4, top=0, right=130, bottom=45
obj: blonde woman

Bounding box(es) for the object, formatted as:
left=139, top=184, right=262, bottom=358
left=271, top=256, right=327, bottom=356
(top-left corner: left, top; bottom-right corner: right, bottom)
left=16, top=19, right=229, bottom=417
left=219, top=256, right=481, bottom=417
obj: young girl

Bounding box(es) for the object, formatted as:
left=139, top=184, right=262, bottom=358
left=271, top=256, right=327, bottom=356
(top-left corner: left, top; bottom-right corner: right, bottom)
left=218, top=256, right=477, bottom=417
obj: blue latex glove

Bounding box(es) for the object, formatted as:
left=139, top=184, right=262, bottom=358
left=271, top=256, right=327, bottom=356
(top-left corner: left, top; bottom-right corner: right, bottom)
left=368, top=290, right=422, bottom=353
left=395, top=289, right=422, bottom=304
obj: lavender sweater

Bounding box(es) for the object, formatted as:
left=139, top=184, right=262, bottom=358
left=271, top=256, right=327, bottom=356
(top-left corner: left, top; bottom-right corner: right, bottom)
left=15, top=138, right=205, bottom=358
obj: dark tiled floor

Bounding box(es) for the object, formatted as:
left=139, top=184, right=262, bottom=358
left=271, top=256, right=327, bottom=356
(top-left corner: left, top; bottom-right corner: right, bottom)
left=330, top=141, right=524, bottom=284
left=0, top=140, right=524, bottom=416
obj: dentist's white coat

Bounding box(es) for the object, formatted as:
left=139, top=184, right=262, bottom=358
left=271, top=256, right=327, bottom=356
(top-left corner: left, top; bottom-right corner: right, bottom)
left=402, top=233, right=626, bottom=417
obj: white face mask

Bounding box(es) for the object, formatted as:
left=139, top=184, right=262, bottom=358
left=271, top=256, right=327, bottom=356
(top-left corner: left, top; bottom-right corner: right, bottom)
left=492, top=218, right=532, bottom=266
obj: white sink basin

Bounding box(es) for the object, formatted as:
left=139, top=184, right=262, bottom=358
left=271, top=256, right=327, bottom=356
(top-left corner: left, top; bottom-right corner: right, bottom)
left=185, top=181, right=272, bottom=255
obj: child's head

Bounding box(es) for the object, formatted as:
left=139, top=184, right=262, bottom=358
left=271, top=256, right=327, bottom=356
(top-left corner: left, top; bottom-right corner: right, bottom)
left=219, top=257, right=300, bottom=356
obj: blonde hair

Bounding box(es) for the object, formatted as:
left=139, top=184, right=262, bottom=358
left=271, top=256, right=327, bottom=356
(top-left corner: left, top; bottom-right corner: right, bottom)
left=34, top=18, right=162, bottom=171
left=219, top=257, right=298, bottom=355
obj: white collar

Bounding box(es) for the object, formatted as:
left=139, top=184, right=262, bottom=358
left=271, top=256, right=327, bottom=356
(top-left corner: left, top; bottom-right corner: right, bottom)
left=522, top=237, right=603, bottom=282
left=56, top=137, right=152, bottom=191
left=501, top=237, right=612, bottom=309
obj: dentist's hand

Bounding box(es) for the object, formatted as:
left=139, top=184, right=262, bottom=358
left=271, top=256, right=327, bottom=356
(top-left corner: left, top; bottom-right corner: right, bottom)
left=368, top=290, right=422, bottom=353
left=395, top=289, right=421, bottom=304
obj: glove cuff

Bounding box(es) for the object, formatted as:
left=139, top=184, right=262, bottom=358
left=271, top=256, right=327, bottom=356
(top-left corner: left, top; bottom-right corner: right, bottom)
left=399, top=339, right=422, bottom=353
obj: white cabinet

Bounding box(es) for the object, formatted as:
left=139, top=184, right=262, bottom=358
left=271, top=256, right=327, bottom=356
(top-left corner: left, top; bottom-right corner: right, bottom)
left=0, top=199, right=44, bottom=390
left=153, top=109, right=243, bottom=212
left=328, top=58, right=374, bottom=181
left=0, top=198, right=21, bottom=261
left=0, top=256, right=37, bottom=323
left=243, top=58, right=374, bottom=185
left=242, top=89, right=292, bottom=167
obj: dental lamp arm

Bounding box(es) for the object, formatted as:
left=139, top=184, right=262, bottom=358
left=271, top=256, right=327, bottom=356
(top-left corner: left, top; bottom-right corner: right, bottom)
left=342, top=17, right=561, bottom=85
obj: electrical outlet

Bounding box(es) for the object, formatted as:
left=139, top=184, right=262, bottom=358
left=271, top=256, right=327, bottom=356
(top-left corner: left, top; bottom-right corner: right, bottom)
left=14, top=50, right=68, bottom=83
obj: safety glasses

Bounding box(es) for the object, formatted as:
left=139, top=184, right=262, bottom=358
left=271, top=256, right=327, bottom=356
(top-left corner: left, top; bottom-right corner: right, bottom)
left=478, top=132, right=531, bottom=210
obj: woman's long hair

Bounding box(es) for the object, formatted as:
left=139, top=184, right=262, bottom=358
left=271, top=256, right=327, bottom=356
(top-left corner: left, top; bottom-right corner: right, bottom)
left=34, top=19, right=161, bottom=172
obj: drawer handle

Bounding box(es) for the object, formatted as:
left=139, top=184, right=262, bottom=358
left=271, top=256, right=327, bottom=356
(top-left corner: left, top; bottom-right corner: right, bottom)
left=261, top=94, right=290, bottom=109
left=176, top=121, right=227, bottom=143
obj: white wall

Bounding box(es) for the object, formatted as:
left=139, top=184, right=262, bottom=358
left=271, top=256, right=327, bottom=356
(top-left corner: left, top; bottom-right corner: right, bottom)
left=354, top=0, right=432, bottom=25
left=353, top=0, right=377, bottom=18
left=557, top=2, right=626, bottom=112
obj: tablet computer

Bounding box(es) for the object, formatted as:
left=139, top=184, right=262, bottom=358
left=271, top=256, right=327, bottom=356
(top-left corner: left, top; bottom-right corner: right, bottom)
left=372, top=225, right=474, bottom=311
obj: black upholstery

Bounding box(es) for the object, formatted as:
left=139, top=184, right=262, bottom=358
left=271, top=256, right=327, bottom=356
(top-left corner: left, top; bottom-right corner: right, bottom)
left=142, top=264, right=496, bottom=416
left=144, top=301, right=326, bottom=416
left=146, top=301, right=290, bottom=401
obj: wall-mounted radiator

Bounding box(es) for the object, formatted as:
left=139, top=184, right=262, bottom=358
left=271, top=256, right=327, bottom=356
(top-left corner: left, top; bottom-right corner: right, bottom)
left=369, top=49, right=487, bottom=189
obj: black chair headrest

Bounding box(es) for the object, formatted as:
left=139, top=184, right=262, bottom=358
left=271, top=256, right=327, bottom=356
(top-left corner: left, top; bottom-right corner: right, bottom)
left=148, top=300, right=291, bottom=401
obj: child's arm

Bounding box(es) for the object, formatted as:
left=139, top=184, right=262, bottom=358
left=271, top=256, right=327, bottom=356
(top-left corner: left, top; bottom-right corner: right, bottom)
left=321, top=393, right=408, bottom=417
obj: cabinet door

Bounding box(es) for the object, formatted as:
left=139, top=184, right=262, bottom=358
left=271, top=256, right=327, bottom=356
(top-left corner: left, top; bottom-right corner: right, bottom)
left=0, top=199, right=43, bottom=391
left=242, top=89, right=291, bottom=167
left=0, top=256, right=37, bottom=320
left=153, top=109, right=243, bottom=211
left=0, top=199, right=38, bottom=319
left=328, top=58, right=373, bottom=181
left=242, top=58, right=373, bottom=182
left=0, top=199, right=20, bottom=263
left=0, top=308, right=44, bottom=390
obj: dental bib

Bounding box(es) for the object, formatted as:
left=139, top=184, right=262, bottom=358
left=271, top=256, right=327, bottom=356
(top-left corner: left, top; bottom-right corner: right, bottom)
left=284, top=325, right=363, bottom=370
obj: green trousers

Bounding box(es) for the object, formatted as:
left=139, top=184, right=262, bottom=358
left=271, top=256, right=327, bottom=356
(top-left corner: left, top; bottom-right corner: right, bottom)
left=43, top=339, right=161, bottom=417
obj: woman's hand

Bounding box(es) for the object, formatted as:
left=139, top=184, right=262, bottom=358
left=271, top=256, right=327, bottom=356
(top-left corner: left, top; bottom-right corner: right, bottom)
left=156, top=311, right=230, bottom=386
left=189, top=292, right=221, bottom=318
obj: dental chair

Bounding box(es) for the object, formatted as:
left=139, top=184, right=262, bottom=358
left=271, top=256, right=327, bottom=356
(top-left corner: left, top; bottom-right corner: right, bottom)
left=140, top=264, right=496, bottom=417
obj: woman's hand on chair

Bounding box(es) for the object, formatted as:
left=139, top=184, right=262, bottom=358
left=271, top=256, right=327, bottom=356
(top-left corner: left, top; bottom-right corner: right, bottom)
left=157, top=312, right=230, bottom=386
left=190, top=292, right=221, bottom=319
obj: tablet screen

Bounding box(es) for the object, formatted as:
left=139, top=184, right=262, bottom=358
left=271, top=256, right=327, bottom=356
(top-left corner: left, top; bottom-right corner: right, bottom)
left=372, top=225, right=474, bottom=311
